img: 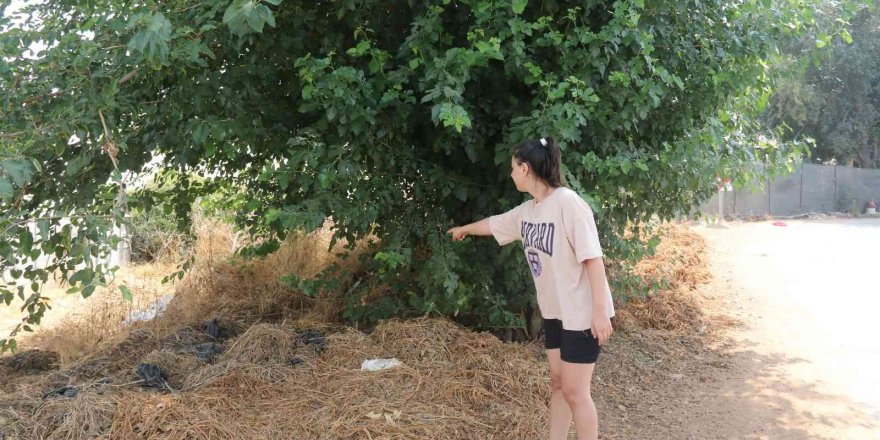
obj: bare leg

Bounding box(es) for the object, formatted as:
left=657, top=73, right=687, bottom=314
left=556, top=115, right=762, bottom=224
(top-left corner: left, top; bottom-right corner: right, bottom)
left=561, top=361, right=598, bottom=440
left=547, top=348, right=573, bottom=440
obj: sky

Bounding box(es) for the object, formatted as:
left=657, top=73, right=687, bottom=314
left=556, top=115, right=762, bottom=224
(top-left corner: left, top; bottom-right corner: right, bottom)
left=5, top=0, right=34, bottom=27
left=4, top=0, right=47, bottom=56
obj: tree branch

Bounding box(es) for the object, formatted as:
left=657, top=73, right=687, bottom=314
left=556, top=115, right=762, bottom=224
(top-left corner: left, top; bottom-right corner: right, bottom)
left=22, top=90, right=66, bottom=106
left=118, top=68, right=140, bottom=85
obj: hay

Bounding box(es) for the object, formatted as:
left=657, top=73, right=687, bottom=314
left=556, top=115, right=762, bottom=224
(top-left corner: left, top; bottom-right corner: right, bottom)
left=155, top=265, right=302, bottom=329
left=634, top=224, right=711, bottom=290
left=8, top=221, right=720, bottom=439
left=16, top=316, right=574, bottom=439
left=0, top=394, right=35, bottom=440
left=260, top=318, right=549, bottom=440
left=147, top=221, right=366, bottom=334
left=1, top=350, right=59, bottom=373
left=182, top=323, right=307, bottom=389
left=65, top=328, right=163, bottom=383
left=616, top=224, right=711, bottom=332
left=320, top=328, right=386, bottom=369
left=136, top=350, right=203, bottom=391
left=221, top=323, right=297, bottom=365
left=369, top=317, right=464, bottom=367
left=107, top=389, right=266, bottom=440
left=614, top=289, right=707, bottom=332
left=270, top=369, right=500, bottom=439
left=183, top=360, right=299, bottom=389
left=115, top=318, right=549, bottom=439
left=61, top=319, right=240, bottom=389
left=30, top=392, right=116, bottom=440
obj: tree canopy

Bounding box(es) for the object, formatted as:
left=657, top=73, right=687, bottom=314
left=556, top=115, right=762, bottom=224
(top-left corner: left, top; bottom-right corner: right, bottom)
left=763, top=7, right=879, bottom=167
left=1, top=0, right=871, bottom=350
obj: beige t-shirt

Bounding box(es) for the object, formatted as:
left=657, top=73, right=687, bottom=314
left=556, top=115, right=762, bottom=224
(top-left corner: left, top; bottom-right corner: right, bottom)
left=489, top=187, right=614, bottom=331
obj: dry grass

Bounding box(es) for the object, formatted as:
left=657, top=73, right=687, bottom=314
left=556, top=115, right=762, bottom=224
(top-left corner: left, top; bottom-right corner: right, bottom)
left=136, top=350, right=203, bottom=390
left=21, top=318, right=550, bottom=440
left=14, top=216, right=361, bottom=368
left=0, top=221, right=719, bottom=440
left=221, top=323, right=298, bottom=365
left=14, top=263, right=173, bottom=367
left=30, top=392, right=116, bottom=440
left=634, top=223, right=711, bottom=289
left=1, top=316, right=555, bottom=440
left=614, top=223, right=713, bottom=333
left=0, top=393, right=36, bottom=439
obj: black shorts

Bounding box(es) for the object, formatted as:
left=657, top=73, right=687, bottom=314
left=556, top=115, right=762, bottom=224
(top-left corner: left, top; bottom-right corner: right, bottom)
left=543, top=319, right=600, bottom=364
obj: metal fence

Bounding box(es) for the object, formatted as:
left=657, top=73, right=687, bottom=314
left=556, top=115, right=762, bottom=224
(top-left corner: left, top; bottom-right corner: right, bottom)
left=699, top=163, right=880, bottom=217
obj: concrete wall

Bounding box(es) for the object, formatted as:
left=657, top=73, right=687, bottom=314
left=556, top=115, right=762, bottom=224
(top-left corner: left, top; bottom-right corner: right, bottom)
left=801, top=164, right=837, bottom=213
left=700, top=163, right=880, bottom=218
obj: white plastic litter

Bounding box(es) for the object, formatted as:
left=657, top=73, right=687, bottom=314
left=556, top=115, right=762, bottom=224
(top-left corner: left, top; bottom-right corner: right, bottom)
left=124, top=293, right=174, bottom=325
left=360, top=358, right=402, bottom=371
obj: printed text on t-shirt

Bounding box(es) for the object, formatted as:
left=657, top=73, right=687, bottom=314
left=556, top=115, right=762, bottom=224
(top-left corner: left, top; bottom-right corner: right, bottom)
left=520, top=221, right=555, bottom=257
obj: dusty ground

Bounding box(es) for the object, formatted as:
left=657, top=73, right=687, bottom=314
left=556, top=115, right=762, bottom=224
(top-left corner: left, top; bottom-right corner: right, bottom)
left=599, top=218, right=880, bottom=439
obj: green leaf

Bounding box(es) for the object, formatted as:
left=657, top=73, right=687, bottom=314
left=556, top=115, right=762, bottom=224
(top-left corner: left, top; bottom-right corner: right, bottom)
left=82, top=284, right=96, bottom=299
left=38, top=219, right=50, bottom=240
left=224, top=0, right=254, bottom=36
left=246, top=5, right=270, bottom=32
left=193, top=122, right=209, bottom=145
left=437, top=103, right=472, bottom=132
left=4, top=339, right=17, bottom=353
left=120, top=285, right=133, bottom=303
left=128, top=12, right=173, bottom=64
left=1, top=159, right=34, bottom=187
left=68, top=269, right=90, bottom=285
left=453, top=185, right=468, bottom=201
left=0, top=177, right=13, bottom=202
left=224, top=0, right=277, bottom=36
left=65, top=155, right=92, bottom=176
left=29, top=158, right=42, bottom=173
left=512, top=0, right=527, bottom=15
left=19, top=229, right=33, bottom=255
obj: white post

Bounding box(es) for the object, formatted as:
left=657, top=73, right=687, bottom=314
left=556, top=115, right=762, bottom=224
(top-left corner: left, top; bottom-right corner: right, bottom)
left=118, top=221, right=131, bottom=266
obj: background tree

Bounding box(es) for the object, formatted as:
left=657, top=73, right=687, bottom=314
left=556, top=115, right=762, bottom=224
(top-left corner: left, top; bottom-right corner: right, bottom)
left=1, top=0, right=870, bottom=350
left=763, top=7, right=879, bottom=167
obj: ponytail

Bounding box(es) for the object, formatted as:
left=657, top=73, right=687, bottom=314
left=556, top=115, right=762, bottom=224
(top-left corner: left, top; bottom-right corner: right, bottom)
left=513, top=136, right=566, bottom=188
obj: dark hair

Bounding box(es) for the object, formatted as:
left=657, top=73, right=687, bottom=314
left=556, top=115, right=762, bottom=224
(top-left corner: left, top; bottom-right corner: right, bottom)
left=513, top=136, right=566, bottom=188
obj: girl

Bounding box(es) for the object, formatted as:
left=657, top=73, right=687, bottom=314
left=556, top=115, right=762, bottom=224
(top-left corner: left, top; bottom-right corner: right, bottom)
left=447, top=137, right=614, bottom=440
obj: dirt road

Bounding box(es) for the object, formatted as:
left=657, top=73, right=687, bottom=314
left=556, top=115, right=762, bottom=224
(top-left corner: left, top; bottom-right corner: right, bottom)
left=687, top=218, right=880, bottom=439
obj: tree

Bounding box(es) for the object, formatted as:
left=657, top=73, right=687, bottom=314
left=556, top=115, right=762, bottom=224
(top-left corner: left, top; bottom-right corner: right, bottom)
left=0, top=0, right=869, bottom=350
left=763, top=7, right=880, bottom=167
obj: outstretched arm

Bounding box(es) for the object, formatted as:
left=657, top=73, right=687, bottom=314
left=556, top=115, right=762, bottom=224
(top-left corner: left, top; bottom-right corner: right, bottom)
left=447, top=218, right=492, bottom=241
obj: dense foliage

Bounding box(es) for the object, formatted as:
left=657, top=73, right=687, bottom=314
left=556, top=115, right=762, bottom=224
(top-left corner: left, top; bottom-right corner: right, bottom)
left=1, top=0, right=870, bottom=349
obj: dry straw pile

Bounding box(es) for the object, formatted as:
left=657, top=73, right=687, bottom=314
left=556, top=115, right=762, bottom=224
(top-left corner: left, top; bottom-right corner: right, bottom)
left=614, top=224, right=712, bottom=332
left=3, top=318, right=551, bottom=439
left=0, top=222, right=713, bottom=440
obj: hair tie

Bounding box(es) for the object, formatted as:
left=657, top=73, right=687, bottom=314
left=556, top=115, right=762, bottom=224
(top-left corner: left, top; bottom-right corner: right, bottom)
left=540, top=138, right=548, bottom=147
